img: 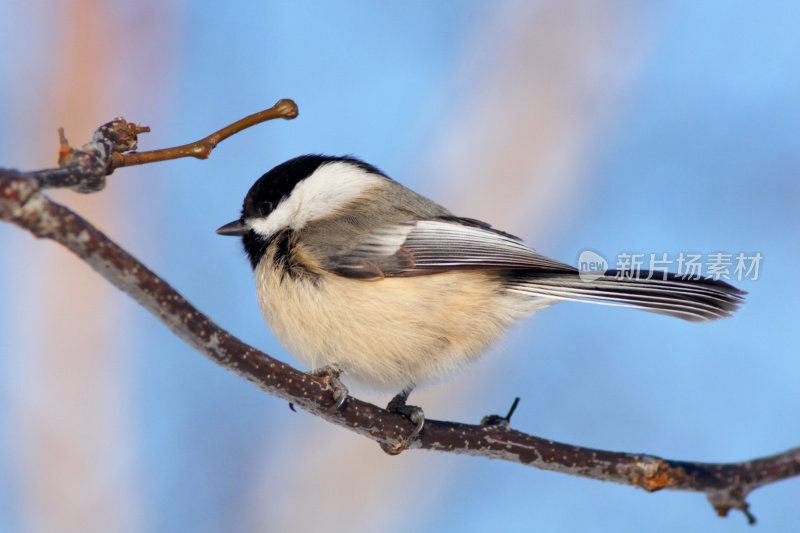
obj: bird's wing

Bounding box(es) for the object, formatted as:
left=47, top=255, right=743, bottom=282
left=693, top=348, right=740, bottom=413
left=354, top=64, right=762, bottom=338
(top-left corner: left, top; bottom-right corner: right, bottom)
left=315, top=218, right=576, bottom=279
left=303, top=216, right=745, bottom=323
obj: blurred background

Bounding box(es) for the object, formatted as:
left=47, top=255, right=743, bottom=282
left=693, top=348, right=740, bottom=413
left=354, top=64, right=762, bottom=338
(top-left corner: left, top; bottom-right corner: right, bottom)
left=1, top=1, right=798, bottom=532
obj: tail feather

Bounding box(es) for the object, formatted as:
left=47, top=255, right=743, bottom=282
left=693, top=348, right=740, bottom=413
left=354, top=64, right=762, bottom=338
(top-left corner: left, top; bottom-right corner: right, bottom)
left=507, top=269, right=745, bottom=322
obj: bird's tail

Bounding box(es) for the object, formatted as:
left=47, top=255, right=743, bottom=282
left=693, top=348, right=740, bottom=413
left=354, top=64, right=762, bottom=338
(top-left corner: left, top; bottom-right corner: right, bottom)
left=507, top=270, right=745, bottom=322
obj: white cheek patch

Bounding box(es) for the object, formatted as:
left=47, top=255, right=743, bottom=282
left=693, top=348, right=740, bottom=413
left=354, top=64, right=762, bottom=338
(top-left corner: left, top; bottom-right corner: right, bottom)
left=247, top=161, right=386, bottom=239
left=247, top=201, right=295, bottom=239
left=291, top=162, right=386, bottom=226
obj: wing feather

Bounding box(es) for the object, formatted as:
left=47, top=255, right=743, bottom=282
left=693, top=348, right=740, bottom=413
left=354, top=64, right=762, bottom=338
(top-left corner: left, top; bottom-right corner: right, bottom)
left=307, top=217, right=745, bottom=323
left=324, top=218, right=576, bottom=278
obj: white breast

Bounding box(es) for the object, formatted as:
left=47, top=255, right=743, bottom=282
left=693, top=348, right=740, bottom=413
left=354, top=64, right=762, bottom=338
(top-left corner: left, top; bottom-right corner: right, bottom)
left=253, top=250, right=552, bottom=392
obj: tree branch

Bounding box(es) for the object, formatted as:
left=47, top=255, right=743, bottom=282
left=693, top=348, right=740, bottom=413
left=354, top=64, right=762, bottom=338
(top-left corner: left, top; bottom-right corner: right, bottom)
left=1, top=103, right=796, bottom=525
left=108, top=99, right=298, bottom=169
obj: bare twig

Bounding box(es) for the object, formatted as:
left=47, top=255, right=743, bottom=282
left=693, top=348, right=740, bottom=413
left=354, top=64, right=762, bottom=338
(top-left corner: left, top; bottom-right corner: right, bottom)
left=108, top=99, right=298, bottom=169
left=0, top=106, right=797, bottom=525
left=1, top=99, right=297, bottom=194
left=35, top=118, right=144, bottom=192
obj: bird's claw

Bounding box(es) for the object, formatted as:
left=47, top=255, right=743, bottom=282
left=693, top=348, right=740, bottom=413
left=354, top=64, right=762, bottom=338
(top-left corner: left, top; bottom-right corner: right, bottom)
left=386, top=389, right=425, bottom=445
left=309, top=364, right=349, bottom=412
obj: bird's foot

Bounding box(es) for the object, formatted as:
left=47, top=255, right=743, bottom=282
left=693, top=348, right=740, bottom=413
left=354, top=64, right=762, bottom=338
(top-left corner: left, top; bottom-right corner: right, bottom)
left=309, top=364, right=349, bottom=411
left=382, top=389, right=424, bottom=452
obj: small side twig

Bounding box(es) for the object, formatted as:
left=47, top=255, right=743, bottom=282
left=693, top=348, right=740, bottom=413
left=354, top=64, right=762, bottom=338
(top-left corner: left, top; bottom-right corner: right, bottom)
left=2, top=99, right=298, bottom=195
left=34, top=118, right=145, bottom=193
left=108, top=99, right=298, bottom=169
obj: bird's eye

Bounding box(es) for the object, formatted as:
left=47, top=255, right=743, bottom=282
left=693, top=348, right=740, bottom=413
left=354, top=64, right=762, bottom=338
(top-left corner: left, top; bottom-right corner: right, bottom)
left=259, top=201, right=274, bottom=214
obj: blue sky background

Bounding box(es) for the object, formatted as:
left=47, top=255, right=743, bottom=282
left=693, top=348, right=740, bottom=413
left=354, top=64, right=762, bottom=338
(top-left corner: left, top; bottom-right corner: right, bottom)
left=1, top=2, right=798, bottom=532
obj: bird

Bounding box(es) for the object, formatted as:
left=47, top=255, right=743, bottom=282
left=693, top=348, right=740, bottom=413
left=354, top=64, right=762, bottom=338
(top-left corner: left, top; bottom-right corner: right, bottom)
left=217, top=154, right=745, bottom=438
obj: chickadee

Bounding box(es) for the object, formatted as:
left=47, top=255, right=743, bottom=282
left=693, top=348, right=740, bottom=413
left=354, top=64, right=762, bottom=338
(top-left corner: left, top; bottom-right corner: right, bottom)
left=217, top=155, right=744, bottom=433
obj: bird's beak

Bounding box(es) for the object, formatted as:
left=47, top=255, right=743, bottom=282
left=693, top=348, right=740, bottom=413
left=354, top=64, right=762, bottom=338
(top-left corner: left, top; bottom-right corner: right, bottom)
left=216, top=219, right=249, bottom=236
